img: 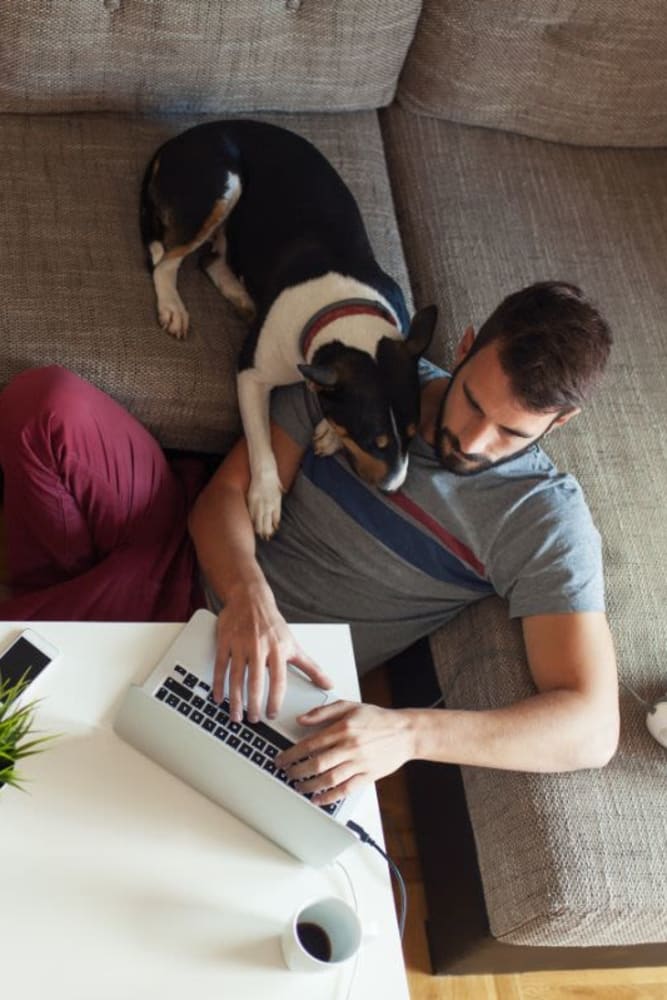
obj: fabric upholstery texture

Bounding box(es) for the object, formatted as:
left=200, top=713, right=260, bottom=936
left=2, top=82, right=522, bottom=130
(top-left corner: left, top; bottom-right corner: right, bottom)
left=0, top=111, right=412, bottom=453
left=382, top=106, right=667, bottom=945
left=0, top=2, right=421, bottom=114
left=399, top=0, right=667, bottom=147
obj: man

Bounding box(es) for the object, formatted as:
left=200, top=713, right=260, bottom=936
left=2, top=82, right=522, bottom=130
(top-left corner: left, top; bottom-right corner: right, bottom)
left=189, top=281, right=619, bottom=806
left=0, top=282, right=619, bottom=805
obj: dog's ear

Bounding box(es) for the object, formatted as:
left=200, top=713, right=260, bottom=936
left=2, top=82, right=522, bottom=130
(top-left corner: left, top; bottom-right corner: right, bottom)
left=297, top=363, right=339, bottom=390
left=405, top=305, right=437, bottom=358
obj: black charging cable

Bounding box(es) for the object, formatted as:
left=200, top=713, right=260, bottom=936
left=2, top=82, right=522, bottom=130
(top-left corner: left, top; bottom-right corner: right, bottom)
left=346, top=819, right=407, bottom=939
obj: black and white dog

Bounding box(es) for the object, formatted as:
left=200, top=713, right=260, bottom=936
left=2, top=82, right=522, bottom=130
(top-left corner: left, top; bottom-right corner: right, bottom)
left=141, top=120, right=436, bottom=538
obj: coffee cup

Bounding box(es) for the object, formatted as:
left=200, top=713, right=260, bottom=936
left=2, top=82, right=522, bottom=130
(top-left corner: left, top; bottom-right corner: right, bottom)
left=281, top=896, right=371, bottom=973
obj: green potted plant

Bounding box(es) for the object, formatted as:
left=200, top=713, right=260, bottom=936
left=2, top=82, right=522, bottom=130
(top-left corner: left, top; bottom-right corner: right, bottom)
left=0, top=674, right=55, bottom=789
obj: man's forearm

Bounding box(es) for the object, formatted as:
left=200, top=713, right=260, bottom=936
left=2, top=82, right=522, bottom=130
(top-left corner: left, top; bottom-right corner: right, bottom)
left=403, top=686, right=617, bottom=773
left=188, top=480, right=271, bottom=604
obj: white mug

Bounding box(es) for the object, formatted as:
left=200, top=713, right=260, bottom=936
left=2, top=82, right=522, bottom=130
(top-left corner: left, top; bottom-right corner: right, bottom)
left=281, top=896, right=371, bottom=973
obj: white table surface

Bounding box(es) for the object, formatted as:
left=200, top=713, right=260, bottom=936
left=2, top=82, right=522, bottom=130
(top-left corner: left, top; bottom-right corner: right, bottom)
left=0, top=621, right=409, bottom=1000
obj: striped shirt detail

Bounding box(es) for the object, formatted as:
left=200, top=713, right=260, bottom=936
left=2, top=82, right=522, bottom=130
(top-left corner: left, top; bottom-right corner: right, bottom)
left=387, top=490, right=487, bottom=578
left=301, top=449, right=493, bottom=594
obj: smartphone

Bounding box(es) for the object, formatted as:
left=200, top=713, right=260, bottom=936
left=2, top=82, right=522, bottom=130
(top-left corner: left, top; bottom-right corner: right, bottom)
left=0, top=628, right=60, bottom=688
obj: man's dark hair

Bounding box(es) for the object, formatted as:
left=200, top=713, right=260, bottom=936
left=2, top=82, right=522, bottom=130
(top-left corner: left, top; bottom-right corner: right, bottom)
left=467, top=281, right=612, bottom=413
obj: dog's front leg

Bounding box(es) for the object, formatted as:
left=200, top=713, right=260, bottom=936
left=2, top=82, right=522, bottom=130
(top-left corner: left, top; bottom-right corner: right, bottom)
left=237, top=368, right=283, bottom=539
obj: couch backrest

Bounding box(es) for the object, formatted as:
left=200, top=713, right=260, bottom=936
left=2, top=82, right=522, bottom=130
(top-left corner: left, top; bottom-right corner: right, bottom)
left=1, top=1, right=421, bottom=114
left=398, top=0, right=667, bottom=147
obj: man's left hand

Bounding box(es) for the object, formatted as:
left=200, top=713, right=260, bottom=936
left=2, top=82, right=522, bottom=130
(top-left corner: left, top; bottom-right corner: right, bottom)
left=275, top=701, right=415, bottom=805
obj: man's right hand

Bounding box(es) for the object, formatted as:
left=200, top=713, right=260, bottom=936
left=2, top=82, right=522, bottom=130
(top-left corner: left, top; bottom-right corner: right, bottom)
left=213, top=579, right=333, bottom=724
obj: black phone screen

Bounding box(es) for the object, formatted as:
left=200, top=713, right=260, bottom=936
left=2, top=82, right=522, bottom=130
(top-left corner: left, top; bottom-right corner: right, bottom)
left=0, top=636, right=53, bottom=687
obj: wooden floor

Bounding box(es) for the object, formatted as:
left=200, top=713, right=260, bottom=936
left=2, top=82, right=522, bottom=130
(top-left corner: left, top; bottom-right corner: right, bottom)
left=0, top=510, right=665, bottom=999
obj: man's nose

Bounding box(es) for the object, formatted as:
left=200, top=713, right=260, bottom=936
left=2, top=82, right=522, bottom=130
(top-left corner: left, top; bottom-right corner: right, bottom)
left=457, top=418, right=494, bottom=457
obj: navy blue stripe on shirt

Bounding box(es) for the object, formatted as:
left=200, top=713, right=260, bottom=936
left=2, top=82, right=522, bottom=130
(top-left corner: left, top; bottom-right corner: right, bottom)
left=301, top=450, right=493, bottom=593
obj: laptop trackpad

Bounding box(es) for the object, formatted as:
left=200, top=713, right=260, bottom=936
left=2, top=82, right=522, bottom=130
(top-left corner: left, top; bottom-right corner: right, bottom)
left=223, top=663, right=334, bottom=744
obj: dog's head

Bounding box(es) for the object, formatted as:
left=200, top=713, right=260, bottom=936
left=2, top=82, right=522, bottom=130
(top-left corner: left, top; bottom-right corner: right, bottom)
left=298, top=306, right=437, bottom=491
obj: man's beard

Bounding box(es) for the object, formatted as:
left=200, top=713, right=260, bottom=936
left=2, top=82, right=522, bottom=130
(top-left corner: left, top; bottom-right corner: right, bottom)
left=436, top=424, right=494, bottom=475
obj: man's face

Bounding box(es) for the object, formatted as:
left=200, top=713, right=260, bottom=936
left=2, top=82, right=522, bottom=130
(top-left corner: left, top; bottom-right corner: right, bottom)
left=435, top=339, right=571, bottom=475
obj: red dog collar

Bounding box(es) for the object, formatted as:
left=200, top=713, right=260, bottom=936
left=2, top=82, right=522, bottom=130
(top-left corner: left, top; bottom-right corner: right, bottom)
left=300, top=298, right=398, bottom=359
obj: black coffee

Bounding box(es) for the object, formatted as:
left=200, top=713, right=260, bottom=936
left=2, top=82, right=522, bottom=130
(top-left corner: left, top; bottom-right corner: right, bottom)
left=296, top=921, right=333, bottom=962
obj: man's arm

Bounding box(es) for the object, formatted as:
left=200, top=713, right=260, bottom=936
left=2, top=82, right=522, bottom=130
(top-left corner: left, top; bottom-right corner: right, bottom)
left=188, top=422, right=332, bottom=724
left=278, top=611, right=619, bottom=805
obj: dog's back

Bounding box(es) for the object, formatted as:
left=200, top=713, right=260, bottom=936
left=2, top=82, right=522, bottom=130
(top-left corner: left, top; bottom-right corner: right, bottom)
left=143, top=119, right=409, bottom=330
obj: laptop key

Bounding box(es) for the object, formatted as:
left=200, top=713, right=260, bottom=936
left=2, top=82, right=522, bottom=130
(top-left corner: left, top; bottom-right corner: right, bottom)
left=252, top=736, right=266, bottom=751
left=216, top=709, right=230, bottom=724
left=228, top=721, right=241, bottom=734
left=204, top=703, right=217, bottom=718
left=155, top=687, right=168, bottom=701
left=264, top=744, right=278, bottom=759
left=190, top=710, right=204, bottom=725
left=203, top=718, right=216, bottom=733
left=214, top=727, right=228, bottom=742
left=251, top=751, right=266, bottom=766
left=174, top=665, right=187, bottom=676
left=164, top=677, right=193, bottom=701
left=166, top=694, right=179, bottom=708
left=262, top=760, right=277, bottom=774
left=239, top=744, right=253, bottom=759
left=178, top=702, right=192, bottom=718
left=227, top=735, right=241, bottom=749
left=191, top=694, right=205, bottom=710
left=241, top=727, right=253, bottom=742
left=183, top=672, right=198, bottom=689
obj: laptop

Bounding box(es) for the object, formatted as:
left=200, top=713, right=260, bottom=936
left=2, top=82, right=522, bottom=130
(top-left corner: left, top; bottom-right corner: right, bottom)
left=113, top=609, right=361, bottom=866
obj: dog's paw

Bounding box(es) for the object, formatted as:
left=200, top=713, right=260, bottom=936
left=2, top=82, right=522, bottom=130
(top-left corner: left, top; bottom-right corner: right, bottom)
left=313, top=419, right=342, bottom=456
left=158, top=300, right=190, bottom=339
left=230, top=290, right=256, bottom=324
left=247, top=475, right=283, bottom=540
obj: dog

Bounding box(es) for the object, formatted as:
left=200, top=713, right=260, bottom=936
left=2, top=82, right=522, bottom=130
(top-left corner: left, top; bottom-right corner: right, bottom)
left=140, top=119, right=437, bottom=538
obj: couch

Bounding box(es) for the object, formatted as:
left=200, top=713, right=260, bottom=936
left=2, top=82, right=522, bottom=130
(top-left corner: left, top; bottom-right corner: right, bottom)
left=2, top=0, right=666, bottom=976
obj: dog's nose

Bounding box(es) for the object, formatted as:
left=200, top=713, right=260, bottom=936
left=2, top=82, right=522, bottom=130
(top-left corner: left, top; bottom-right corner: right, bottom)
left=377, top=455, right=409, bottom=493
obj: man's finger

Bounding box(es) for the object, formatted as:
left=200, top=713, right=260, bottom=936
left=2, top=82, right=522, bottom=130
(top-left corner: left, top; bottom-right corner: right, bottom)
left=289, top=649, right=334, bottom=691
left=213, top=643, right=231, bottom=704
left=266, top=646, right=288, bottom=719
left=245, top=657, right=265, bottom=723
left=228, top=652, right=248, bottom=722
left=310, top=772, right=369, bottom=807
left=276, top=725, right=343, bottom=768
left=296, top=760, right=359, bottom=796
left=296, top=699, right=355, bottom=726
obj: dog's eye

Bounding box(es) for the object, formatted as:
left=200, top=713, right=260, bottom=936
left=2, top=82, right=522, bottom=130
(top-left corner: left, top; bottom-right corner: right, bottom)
left=375, top=434, right=390, bottom=449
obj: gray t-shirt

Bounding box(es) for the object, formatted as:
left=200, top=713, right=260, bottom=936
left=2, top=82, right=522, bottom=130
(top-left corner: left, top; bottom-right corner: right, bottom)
left=225, top=362, right=604, bottom=673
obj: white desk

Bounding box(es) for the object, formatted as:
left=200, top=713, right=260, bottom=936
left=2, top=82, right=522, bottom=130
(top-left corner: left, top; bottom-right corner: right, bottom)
left=0, top=621, right=409, bottom=1000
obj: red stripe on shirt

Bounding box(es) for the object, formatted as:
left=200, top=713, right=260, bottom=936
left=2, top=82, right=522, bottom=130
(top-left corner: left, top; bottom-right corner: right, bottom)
left=388, top=490, right=487, bottom=579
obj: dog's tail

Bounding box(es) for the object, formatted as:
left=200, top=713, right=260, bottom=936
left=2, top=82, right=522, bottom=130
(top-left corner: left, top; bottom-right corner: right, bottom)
left=139, top=151, right=166, bottom=273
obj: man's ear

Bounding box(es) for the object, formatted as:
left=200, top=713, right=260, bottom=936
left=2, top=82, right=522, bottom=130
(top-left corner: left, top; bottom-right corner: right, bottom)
left=549, top=406, right=581, bottom=431
left=455, top=325, right=475, bottom=365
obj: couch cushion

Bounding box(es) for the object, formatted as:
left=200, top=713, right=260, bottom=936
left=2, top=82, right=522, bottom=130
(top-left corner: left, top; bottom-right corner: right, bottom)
left=1, top=2, right=421, bottom=114
left=0, top=111, right=412, bottom=452
left=398, top=0, right=667, bottom=147
left=381, top=106, right=667, bottom=946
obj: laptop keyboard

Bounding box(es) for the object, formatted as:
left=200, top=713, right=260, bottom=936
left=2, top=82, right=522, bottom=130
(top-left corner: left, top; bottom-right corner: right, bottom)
left=153, top=665, right=341, bottom=816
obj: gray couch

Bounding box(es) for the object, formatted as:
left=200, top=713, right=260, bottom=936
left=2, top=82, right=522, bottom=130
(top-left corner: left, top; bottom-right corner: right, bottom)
left=2, top=1, right=666, bottom=975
